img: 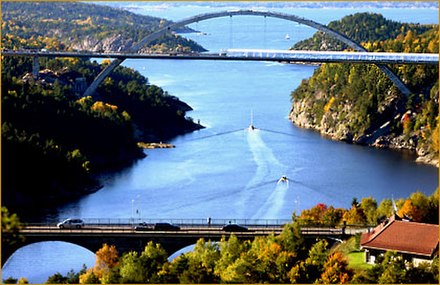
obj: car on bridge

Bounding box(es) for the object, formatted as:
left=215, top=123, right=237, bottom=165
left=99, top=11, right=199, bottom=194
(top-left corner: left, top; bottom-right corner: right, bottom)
left=57, top=218, right=85, bottom=229
left=134, top=222, right=153, bottom=231
left=222, top=223, right=248, bottom=232
left=153, top=222, right=180, bottom=231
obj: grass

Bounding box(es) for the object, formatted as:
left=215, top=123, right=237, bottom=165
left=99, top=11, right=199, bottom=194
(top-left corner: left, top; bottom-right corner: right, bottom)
left=347, top=251, right=374, bottom=271
left=332, top=235, right=374, bottom=272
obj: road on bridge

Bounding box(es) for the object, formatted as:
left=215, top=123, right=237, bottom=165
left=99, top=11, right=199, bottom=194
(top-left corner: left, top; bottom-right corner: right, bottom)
left=3, top=49, right=438, bottom=65
left=21, top=223, right=368, bottom=236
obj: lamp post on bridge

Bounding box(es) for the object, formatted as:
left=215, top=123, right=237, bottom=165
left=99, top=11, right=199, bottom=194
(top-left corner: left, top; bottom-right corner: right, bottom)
left=131, top=195, right=141, bottom=225
left=131, top=199, right=134, bottom=225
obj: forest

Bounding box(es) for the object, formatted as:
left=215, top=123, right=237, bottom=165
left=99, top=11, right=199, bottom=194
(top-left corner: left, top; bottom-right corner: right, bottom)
left=290, top=13, right=439, bottom=165
left=1, top=1, right=208, bottom=214
left=1, top=2, right=206, bottom=53
left=2, top=51, right=203, bottom=212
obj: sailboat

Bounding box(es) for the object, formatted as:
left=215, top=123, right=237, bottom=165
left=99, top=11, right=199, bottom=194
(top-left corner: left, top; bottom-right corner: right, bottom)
left=285, top=34, right=290, bottom=40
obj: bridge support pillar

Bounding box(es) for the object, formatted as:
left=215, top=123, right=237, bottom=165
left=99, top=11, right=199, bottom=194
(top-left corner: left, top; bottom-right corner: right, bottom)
left=32, top=56, right=40, bottom=79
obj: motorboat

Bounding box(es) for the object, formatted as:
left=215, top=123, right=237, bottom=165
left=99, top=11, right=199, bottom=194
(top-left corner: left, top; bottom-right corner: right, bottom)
left=285, top=34, right=290, bottom=40
left=277, top=175, right=289, bottom=183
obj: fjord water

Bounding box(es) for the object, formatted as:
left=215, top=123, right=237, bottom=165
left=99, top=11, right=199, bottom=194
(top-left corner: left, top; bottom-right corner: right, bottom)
left=3, top=2, right=438, bottom=283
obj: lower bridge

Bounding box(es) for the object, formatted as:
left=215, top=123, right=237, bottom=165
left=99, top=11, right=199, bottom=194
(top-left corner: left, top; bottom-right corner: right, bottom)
left=2, top=220, right=368, bottom=265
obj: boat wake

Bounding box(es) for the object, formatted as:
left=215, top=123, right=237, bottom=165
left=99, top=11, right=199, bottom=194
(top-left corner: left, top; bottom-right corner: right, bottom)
left=252, top=181, right=289, bottom=219
left=237, top=129, right=288, bottom=217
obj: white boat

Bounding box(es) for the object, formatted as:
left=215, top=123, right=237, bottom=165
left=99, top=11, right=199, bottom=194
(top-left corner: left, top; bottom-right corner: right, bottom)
left=248, top=109, right=257, bottom=131
left=285, top=34, right=290, bottom=40
left=277, top=175, right=289, bottom=184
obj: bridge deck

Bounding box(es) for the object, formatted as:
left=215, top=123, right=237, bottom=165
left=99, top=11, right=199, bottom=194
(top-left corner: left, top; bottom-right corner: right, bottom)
left=3, top=49, right=438, bottom=65
left=20, top=223, right=368, bottom=236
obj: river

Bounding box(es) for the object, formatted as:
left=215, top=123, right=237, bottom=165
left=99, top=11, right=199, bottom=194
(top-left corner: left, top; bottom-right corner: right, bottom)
left=3, top=2, right=438, bottom=283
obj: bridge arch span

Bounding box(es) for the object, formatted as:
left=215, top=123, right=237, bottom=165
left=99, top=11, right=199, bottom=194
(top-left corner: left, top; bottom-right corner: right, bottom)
left=83, top=9, right=411, bottom=98
left=2, top=232, right=238, bottom=266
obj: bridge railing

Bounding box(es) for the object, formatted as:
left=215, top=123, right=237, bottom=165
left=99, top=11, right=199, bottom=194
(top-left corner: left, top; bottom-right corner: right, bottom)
left=22, top=218, right=372, bottom=233
left=22, top=218, right=293, bottom=227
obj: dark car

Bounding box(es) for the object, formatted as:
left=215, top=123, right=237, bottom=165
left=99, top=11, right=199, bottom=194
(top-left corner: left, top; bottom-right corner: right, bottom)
left=154, top=222, right=180, bottom=231
left=222, top=224, right=248, bottom=232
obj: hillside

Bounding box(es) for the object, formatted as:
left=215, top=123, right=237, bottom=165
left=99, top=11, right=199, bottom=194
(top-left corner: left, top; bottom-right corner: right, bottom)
left=292, top=13, right=433, bottom=51
left=289, top=13, right=439, bottom=166
left=1, top=3, right=205, bottom=212
left=1, top=2, right=206, bottom=53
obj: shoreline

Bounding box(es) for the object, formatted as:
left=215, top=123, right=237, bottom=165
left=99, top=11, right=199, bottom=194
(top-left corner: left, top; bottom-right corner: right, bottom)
left=288, top=115, right=439, bottom=168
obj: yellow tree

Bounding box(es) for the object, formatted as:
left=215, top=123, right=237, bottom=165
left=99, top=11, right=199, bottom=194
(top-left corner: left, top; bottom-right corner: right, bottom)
left=343, top=205, right=367, bottom=225
left=398, top=191, right=430, bottom=222
left=94, top=243, right=119, bottom=277
left=318, top=252, right=353, bottom=284
left=79, top=243, right=119, bottom=284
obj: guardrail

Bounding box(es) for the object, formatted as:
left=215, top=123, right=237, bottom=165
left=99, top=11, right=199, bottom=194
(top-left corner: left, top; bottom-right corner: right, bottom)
left=23, top=218, right=292, bottom=227
left=21, top=218, right=371, bottom=236
left=2, top=49, right=438, bottom=65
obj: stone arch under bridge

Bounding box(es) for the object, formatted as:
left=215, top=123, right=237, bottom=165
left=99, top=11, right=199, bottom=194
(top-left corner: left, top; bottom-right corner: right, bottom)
left=1, top=231, right=270, bottom=266
left=2, top=228, right=349, bottom=266
left=82, top=9, right=411, bottom=98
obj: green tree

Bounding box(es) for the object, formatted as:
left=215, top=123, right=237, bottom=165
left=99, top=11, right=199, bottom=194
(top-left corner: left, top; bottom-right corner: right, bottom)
left=46, top=266, right=87, bottom=284
left=177, top=239, right=220, bottom=283
left=138, top=241, right=169, bottom=283
left=3, top=277, right=18, bottom=284
left=377, top=251, right=407, bottom=284
left=158, top=253, right=189, bottom=283
left=214, top=235, right=248, bottom=280
left=277, top=222, right=306, bottom=258
left=360, top=197, right=378, bottom=225
left=376, top=199, right=394, bottom=221
left=45, top=273, right=67, bottom=284
left=119, top=251, right=143, bottom=283
left=427, top=188, right=439, bottom=224
left=1, top=207, right=24, bottom=246
left=289, top=239, right=329, bottom=283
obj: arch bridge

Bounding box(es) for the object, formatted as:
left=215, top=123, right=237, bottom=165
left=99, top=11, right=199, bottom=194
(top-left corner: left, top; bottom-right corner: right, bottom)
left=83, top=9, right=412, bottom=98
left=2, top=222, right=367, bottom=266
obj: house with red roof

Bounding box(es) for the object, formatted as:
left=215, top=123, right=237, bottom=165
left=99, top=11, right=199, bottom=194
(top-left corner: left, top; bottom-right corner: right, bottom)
left=360, top=214, right=439, bottom=265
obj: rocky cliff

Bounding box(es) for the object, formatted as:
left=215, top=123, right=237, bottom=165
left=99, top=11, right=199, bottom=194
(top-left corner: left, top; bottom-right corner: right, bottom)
left=289, top=68, right=438, bottom=167
left=289, top=13, right=438, bottom=167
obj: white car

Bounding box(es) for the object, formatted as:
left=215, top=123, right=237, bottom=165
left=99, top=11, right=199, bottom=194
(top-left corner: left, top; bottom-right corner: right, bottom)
left=57, top=218, right=85, bottom=229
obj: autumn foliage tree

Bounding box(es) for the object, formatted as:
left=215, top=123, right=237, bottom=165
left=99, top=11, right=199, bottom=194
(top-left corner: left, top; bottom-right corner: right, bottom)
left=318, top=252, right=353, bottom=284
left=398, top=191, right=433, bottom=222
left=79, top=243, right=119, bottom=284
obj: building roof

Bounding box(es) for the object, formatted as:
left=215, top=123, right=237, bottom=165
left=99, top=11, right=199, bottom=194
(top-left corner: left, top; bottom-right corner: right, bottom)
left=361, top=215, right=439, bottom=257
